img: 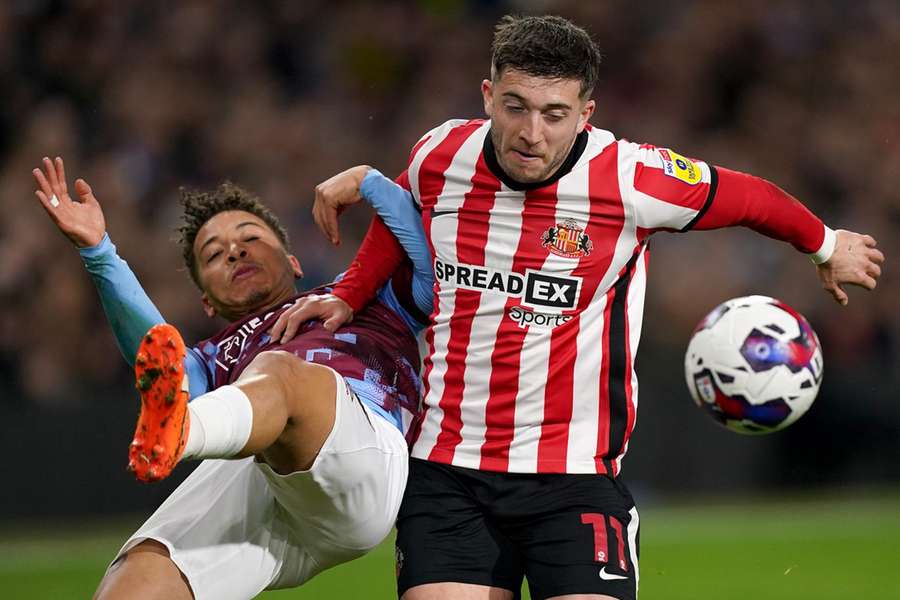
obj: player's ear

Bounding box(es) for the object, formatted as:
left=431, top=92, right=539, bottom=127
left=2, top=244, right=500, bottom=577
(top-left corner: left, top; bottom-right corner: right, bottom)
left=288, top=254, right=303, bottom=279
left=577, top=98, right=595, bottom=133
left=481, top=79, right=494, bottom=117
left=200, top=293, right=217, bottom=318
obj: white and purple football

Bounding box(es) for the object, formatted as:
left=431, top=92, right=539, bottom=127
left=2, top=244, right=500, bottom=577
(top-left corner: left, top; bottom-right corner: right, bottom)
left=685, top=295, right=824, bottom=434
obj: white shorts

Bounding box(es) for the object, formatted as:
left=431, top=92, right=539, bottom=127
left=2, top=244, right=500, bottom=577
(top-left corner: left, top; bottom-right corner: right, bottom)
left=109, top=368, right=408, bottom=600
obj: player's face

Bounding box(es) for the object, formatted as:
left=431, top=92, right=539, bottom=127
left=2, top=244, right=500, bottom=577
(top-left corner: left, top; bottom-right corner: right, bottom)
left=482, top=68, right=594, bottom=184
left=193, top=210, right=302, bottom=321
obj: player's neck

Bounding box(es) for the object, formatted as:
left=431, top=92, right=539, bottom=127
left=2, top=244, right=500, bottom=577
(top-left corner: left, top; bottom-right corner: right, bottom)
left=220, top=285, right=299, bottom=323
left=483, top=129, right=588, bottom=192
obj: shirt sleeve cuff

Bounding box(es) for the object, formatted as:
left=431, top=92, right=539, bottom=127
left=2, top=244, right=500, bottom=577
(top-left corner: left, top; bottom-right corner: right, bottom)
left=808, top=226, right=837, bottom=264
left=359, top=167, right=383, bottom=200
left=78, top=232, right=114, bottom=261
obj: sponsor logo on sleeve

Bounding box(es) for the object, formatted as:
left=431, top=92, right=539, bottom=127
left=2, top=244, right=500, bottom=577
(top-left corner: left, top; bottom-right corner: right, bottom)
left=658, top=148, right=702, bottom=185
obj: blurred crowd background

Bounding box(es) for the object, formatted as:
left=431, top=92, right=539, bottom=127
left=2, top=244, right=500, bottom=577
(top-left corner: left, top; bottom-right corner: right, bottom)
left=1, top=0, right=897, bottom=518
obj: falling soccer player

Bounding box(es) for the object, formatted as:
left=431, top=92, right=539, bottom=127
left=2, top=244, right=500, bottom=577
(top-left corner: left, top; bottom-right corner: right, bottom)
left=31, top=156, right=431, bottom=600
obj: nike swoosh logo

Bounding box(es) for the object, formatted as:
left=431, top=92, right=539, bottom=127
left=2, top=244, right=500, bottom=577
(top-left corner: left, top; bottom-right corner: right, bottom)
left=599, top=566, right=628, bottom=581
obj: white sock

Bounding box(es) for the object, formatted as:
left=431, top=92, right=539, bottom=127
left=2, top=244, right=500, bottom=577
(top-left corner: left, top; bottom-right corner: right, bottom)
left=182, top=385, right=254, bottom=460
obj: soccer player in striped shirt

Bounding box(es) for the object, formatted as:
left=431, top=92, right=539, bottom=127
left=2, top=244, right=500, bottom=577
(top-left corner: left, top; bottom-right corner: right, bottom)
left=303, top=14, right=885, bottom=600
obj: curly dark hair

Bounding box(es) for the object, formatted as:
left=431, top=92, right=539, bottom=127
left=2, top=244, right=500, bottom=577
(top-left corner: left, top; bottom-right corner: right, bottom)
left=177, top=182, right=290, bottom=286
left=491, top=15, right=602, bottom=98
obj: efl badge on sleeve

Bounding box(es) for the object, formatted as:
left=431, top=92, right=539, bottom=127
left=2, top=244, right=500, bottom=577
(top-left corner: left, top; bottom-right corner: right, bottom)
left=659, top=148, right=702, bottom=185
left=541, top=219, right=593, bottom=258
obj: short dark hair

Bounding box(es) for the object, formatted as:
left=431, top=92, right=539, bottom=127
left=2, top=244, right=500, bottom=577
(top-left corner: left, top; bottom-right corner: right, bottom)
left=491, top=15, right=602, bottom=98
left=177, top=182, right=290, bottom=285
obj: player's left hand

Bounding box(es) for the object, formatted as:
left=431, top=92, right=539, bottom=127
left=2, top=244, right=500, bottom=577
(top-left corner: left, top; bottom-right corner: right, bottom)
left=32, top=156, right=106, bottom=248
left=816, top=229, right=884, bottom=306
left=312, top=165, right=371, bottom=246
left=269, top=293, right=355, bottom=343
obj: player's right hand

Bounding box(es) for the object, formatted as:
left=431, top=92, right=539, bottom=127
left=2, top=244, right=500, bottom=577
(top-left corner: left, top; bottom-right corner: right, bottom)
left=312, top=165, right=371, bottom=246
left=269, top=293, right=355, bottom=343
left=32, top=156, right=106, bottom=248
left=816, top=229, right=884, bottom=306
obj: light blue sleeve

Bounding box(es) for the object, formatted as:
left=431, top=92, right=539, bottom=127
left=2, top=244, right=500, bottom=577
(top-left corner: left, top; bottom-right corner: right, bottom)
left=376, top=279, right=425, bottom=336
left=360, top=169, right=433, bottom=316
left=79, top=233, right=209, bottom=398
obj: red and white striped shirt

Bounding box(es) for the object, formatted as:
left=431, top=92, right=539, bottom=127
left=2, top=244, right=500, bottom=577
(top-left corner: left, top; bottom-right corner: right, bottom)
left=396, top=118, right=828, bottom=475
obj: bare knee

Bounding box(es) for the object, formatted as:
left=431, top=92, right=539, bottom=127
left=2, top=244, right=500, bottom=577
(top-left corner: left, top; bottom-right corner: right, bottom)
left=243, top=351, right=312, bottom=391
left=95, top=540, right=193, bottom=600
left=241, top=351, right=334, bottom=419
left=239, top=352, right=339, bottom=471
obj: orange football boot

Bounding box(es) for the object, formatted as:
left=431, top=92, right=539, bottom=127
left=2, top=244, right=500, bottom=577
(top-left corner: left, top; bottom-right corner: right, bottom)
left=128, top=323, right=191, bottom=482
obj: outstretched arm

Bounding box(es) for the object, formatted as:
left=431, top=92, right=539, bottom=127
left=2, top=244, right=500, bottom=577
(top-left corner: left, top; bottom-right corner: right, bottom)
left=627, top=146, right=884, bottom=306
left=32, top=157, right=209, bottom=396
left=694, top=167, right=884, bottom=305
left=78, top=234, right=166, bottom=360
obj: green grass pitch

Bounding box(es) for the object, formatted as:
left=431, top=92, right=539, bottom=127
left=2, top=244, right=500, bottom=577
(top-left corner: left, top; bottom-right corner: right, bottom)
left=2, top=492, right=898, bottom=599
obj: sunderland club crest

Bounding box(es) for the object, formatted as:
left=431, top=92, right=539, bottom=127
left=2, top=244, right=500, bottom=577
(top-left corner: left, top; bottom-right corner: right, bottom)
left=541, top=219, right=593, bottom=258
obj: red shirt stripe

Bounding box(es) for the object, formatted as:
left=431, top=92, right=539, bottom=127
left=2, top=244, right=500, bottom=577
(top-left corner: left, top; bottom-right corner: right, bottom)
left=413, top=122, right=484, bottom=455
left=479, top=183, right=560, bottom=471
left=430, top=153, right=500, bottom=463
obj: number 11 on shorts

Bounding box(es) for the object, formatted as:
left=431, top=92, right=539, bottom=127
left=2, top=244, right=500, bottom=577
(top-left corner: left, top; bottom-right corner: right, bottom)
left=580, top=513, right=629, bottom=571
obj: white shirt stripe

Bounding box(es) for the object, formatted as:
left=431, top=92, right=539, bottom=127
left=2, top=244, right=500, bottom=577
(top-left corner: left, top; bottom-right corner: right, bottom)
left=407, top=119, right=468, bottom=207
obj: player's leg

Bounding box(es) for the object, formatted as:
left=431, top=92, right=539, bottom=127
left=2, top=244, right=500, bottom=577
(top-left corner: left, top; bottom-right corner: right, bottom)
left=402, top=583, right=516, bottom=600
left=227, top=349, right=336, bottom=474
left=97, top=457, right=301, bottom=600
left=505, top=475, right=639, bottom=600
left=546, top=596, right=619, bottom=600
left=176, top=349, right=336, bottom=473
left=401, top=580, right=624, bottom=599
left=94, top=540, right=192, bottom=600
left=169, top=348, right=337, bottom=475
left=112, top=327, right=405, bottom=597
left=396, top=459, right=524, bottom=600
left=258, top=367, right=410, bottom=583
left=129, top=324, right=337, bottom=480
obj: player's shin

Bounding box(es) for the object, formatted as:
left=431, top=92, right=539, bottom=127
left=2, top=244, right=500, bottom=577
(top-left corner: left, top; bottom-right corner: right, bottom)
left=181, top=386, right=254, bottom=460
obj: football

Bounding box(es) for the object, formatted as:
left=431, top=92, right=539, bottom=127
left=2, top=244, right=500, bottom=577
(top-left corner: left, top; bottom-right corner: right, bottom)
left=684, top=295, right=824, bottom=434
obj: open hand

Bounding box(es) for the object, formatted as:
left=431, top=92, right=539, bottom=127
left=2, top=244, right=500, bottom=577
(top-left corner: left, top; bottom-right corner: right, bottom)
left=269, top=293, right=354, bottom=343
left=312, top=165, right=371, bottom=246
left=816, top=229, right=884, bottom=306
left=32, top=156, right=105, bottom=248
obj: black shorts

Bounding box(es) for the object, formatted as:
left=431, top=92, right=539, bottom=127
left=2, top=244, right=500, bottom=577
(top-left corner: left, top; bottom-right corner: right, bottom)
left=395, top=458, right=640, bottom=600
